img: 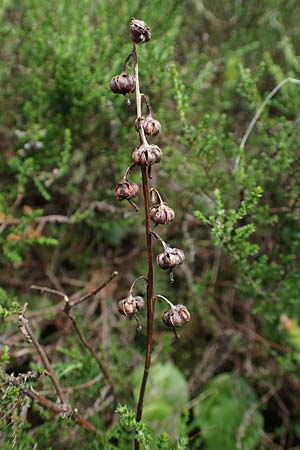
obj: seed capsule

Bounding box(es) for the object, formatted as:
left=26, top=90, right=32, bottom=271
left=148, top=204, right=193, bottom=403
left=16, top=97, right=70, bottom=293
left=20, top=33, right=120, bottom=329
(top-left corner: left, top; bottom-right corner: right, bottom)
left=109, top=72, right=135, bottom=95
left=118, top=294, right=144, bottom=316
left=156, top=247, right=185, bottom=270
left=135, top=115, right=161, bottom=136
left=162, top=304, right=191, bottom=328
left=150, top=189, right=174, bottom=225
left=130, top=18, right=151, bottom=44
left=132, top=144, right=162, bottom=166
left=150, top=204, right=174, bottom=225
left=115, top=179, right=139, bottom=201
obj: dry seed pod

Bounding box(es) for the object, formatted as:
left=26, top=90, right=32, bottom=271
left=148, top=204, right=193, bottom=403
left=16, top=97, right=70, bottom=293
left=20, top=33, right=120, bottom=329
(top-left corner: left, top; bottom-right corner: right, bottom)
left=118, top=294, right=144, bottom=316
left=115, top=179, right=139, bottom=201
left=109, top=72, right=135, bottom=95
left=162, top=304, right=191, bottom=328
left=150, top=204, right=174, bottom=225
left=157, top=247, right=185, bottom=270
left=130, top=18, right=151, bottom=44
left=132, top=144, right=162, bottom=166
left=135, top=115, right=161, bottom=136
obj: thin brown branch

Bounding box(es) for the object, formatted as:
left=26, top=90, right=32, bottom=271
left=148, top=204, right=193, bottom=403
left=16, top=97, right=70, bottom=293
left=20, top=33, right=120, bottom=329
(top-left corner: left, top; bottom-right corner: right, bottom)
left=30, top=271, right=119, bottom=401
left=6, top=374, right=97, bottom=433
left=72, top=410, right=98, bottom=433
left=69, top=271, right=118, bottom=309
left=15, top=320, right=97, bottom=433
left=0, top=215, right=71, bottom=225
left=18, top=314, right=67, bottom=406
left=7, top=304, right=59, bottom=321
left=62, top=309, right=118, bottom=401
left=260, top=431, right=283, bottom=450
left=42, top=374, right=103, bottom=393
left=31, top=285, right=67, bottom=300
left=23, top=387, right=68, bottom=414
left=89, top=200, right=136, bottom=217
left=238, top=324, right=291, bottom=353
left=236, top=384, right=280, bottom=449
left=29, top=271, right=118, bottom=312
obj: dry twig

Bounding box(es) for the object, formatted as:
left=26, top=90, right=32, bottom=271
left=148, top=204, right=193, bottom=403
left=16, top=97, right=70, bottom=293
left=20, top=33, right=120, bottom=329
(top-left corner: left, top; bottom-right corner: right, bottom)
left=18, top=314, right=67, bottom=406
left=31, top=271, right=119, bottom=400
left=16, top=316, right=97, bottom=433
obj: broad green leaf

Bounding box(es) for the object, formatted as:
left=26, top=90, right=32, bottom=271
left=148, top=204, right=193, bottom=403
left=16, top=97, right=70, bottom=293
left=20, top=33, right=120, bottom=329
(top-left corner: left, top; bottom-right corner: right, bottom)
left=193, top=373, right=263, bottom=450
left=133, top=362, right=189, bottom=439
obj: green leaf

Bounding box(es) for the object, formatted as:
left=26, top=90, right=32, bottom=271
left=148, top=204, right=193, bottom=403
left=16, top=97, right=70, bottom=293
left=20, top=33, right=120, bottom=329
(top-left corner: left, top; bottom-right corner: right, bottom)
left=193, top=373, right=263, bottom=450
left=133, top=362, right=189, bottom=439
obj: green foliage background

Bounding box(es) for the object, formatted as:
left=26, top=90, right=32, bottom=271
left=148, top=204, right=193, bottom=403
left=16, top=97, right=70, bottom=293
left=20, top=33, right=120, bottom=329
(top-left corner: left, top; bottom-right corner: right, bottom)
left=1, top=0, right=300, bottom=448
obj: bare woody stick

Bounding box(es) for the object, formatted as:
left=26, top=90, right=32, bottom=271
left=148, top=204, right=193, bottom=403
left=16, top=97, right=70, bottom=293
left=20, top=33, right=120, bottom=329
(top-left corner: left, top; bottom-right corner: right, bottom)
left=31, top=270, right=118, bottom=400
left=18, top=314, right=67, bottom=406
left=62, top=304, right=118, bottom=400
left=5, top=373, right=97, bottom=433
left=70, top=271, right=118, bottom=308
left=31, top=270, right=118, bottom=309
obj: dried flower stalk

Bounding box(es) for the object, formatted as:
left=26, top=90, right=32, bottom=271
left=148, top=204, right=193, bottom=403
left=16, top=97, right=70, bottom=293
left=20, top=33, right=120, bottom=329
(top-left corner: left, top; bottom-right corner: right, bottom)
left=110, top=18, right=190, bottom=449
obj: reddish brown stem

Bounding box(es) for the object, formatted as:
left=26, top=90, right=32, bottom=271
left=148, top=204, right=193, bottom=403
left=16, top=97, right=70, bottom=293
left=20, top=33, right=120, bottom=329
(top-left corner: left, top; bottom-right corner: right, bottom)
left=133, top=43, right=155, bottom=450
left=135, top=167, right=155, bottom=426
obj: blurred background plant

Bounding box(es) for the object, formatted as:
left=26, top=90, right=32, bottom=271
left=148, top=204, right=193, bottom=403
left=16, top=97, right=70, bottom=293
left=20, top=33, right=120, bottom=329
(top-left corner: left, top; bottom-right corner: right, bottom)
left=1, top=0, right=300, bottom=448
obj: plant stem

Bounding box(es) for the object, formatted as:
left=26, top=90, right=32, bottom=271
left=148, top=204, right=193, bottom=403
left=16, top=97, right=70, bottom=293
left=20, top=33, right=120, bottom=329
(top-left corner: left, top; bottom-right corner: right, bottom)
left=132, top=43, right=155, bottom=450
left=136, top=166, right=154, bottom=408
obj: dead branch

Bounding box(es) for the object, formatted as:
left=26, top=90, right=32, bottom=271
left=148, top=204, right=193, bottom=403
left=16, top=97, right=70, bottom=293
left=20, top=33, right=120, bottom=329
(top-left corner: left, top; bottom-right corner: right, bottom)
left=5, top=373, right=97, bottom=433
left=0, top=215, right=71, bottom=225
left=18, top=314, right=67, bottom=406
left=31, top=271, right=119, bottom=400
